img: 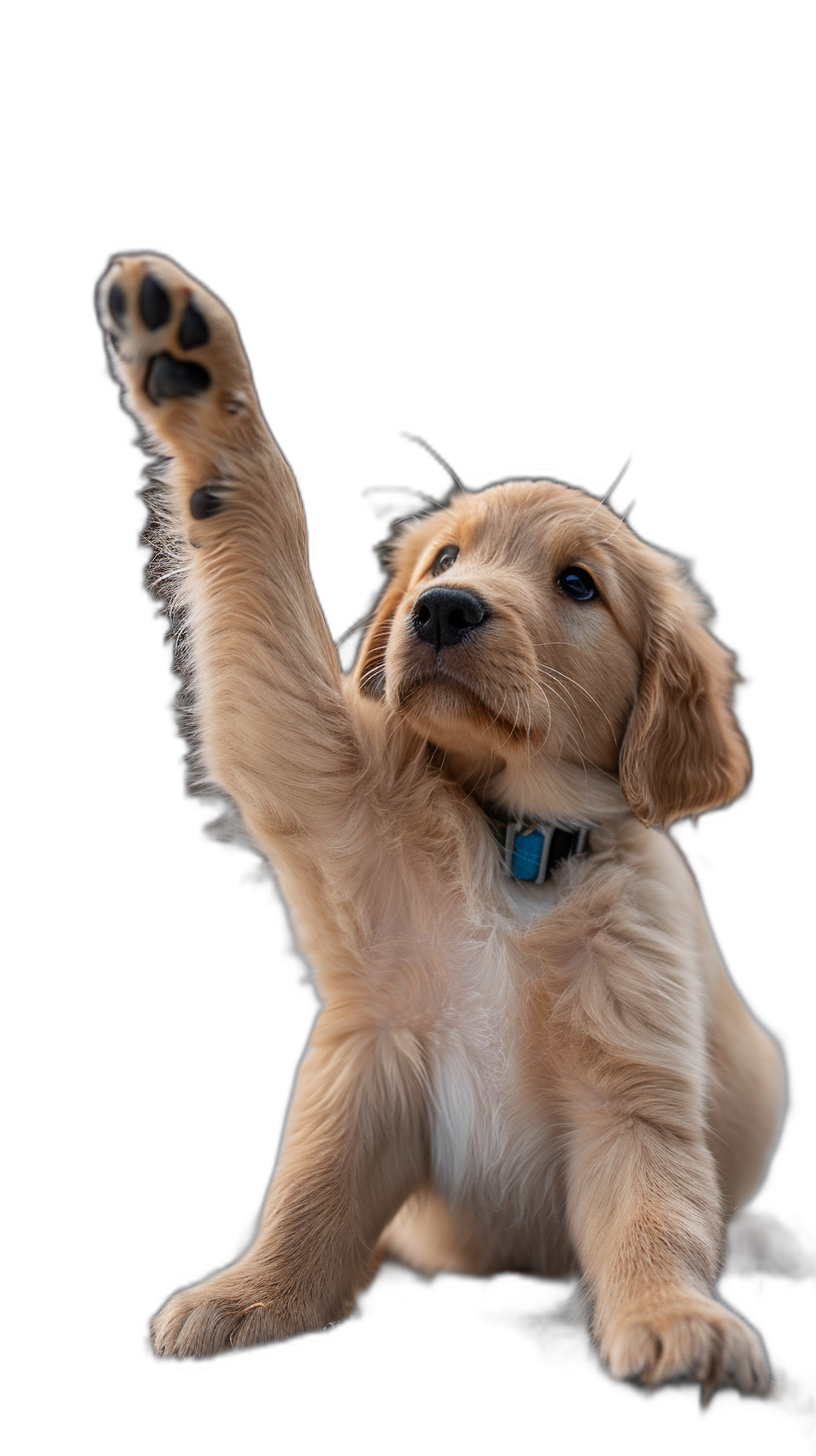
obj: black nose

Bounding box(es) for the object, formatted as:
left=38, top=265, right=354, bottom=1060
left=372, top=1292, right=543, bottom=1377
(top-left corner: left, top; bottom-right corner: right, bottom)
left=411, top=587, right=489, bottom=650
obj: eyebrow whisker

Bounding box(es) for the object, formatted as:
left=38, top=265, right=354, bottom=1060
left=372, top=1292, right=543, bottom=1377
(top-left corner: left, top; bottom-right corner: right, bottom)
left=401, top=433, right=466, bottom=494
left=599, top=499, right=635, bottom=544
left=587, top=457, right=632, bottom=521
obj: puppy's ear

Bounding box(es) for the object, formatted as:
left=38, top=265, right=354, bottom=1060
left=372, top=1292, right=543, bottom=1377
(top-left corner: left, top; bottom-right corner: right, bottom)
left=354, top=578, right=406, bottom=700
left=353, top=512, right=444, bottom=700
left=618, top=573, right=751, bottom=827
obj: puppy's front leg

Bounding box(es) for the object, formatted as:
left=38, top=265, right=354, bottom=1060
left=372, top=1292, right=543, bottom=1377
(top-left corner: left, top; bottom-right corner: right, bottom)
left=96, top=253, right=359, bottom=846
left=566, top=1099, right=770, bottom=1399
left=152, top=1014, right=427, bottom=1357
left=97, top=258, right=426, bottom=1357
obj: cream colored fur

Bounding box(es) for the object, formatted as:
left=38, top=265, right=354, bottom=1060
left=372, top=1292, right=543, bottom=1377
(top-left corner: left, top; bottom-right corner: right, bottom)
left=96, top=253, right=785, bottom=1399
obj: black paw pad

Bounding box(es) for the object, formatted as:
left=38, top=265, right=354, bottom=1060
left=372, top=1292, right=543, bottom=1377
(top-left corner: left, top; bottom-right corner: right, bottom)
left=189, top=487, right=223, bottom=520
left=145, top=352, right=211, bottom=404
left=179, top=301, right=210, bottom=350
left=139, top=274, right=171, bottom=330
left=108, top=282, right=127, bottom=327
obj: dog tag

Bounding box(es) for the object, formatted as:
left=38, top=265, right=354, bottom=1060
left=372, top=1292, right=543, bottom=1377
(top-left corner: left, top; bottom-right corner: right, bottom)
left=511, top=829, right=545, bottom=881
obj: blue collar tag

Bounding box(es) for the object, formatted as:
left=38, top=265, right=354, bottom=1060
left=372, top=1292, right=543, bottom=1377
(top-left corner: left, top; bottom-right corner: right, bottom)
left=511, top=828, right=546, bottom=880
left=495, top=820, right=591, bottom=884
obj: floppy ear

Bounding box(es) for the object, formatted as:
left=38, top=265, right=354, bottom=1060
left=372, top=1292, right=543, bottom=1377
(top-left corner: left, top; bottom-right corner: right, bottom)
left=353, top=512, right=444, bottom=700
left=618, top=576, right=751, bottom=827
left=354, top=578, right=406, bottom=700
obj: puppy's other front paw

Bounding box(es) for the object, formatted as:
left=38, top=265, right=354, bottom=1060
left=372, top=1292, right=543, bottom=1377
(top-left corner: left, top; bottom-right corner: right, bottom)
left=150, top=1269, right=300, bottom=1356
left=151, top=1265, right=353, bottom=1358
left=600, top=1292, right=771, bottom=1401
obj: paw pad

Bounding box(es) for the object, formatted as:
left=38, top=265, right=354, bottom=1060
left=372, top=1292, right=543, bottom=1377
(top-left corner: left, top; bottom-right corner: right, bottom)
left=139, top=274, right=171, bottom=330
left=100, top=260, right=217, bottom=406
left=179, top=301, right=210, bottom=350
left=108, top=282, right=127, bottom=327
left=145, top=351, right=211, bottom=404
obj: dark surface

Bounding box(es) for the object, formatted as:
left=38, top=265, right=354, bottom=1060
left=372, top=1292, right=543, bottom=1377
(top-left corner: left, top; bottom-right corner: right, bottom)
left=55, top=159, right=810, bottom=1444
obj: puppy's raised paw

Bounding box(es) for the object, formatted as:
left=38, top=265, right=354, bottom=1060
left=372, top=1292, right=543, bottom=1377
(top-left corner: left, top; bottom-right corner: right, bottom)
left=95, top=253, right=256, bottom=449
left=601, top=1292, right=771, bottom=1401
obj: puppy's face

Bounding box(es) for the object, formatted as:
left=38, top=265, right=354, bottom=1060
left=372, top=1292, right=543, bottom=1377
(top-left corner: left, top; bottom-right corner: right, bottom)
left=361, top=483, right=639, bottom=769
left=355, top=480, right=750, bottom=827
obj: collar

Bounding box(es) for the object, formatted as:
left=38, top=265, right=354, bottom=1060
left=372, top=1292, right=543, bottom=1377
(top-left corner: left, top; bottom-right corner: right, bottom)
left=488, top=816, right=591, bottom=883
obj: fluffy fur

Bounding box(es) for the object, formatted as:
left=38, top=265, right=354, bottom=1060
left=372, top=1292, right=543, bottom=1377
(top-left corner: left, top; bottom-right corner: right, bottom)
left=96, top=253, right=785, bottom=1399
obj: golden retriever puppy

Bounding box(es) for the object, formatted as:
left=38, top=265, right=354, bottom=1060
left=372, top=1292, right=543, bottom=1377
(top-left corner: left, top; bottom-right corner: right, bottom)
left=96, top=253, right=784, bottom=1399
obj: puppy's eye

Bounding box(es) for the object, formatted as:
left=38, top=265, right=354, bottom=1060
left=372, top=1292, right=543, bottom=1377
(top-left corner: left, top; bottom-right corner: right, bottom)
left=430, top=545, right=459, bottom=576
left=557, top=566, right=600, bottom=602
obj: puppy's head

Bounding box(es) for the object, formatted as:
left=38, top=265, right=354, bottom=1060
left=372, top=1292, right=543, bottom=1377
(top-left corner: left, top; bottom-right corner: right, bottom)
left=353, top=480, right=750, bottom=827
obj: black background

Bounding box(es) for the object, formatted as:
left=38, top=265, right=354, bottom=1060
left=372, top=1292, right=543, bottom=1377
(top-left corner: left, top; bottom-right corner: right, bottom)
left=67, top=147, right=810, bottom=1444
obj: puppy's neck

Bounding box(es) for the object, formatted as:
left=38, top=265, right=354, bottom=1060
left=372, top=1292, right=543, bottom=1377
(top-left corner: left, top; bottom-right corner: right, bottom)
left=427, top=743, right=502, bottom=801
left=431, top=743, right=628, bottom=829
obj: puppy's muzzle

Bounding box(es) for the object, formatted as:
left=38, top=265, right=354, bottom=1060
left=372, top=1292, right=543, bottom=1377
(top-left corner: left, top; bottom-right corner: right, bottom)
left=411, top=588, right=490, bottom=650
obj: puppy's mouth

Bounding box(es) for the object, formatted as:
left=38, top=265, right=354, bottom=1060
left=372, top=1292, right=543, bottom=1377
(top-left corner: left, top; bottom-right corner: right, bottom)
left=391, top=656, right=524, bottom=736
left=377, top=595, right=544, bottom=743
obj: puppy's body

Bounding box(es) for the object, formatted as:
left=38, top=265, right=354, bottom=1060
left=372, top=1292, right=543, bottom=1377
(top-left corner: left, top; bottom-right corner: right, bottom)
left=97, top=254, right=784, bottom=1396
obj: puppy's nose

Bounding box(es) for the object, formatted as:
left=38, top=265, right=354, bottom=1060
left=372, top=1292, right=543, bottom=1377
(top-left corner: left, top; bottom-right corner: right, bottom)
left=411, top=588, right=489, bottom=650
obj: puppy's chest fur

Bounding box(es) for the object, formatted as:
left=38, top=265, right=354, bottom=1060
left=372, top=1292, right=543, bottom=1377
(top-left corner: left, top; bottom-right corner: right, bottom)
left=287, top=798, right=601, bottom=1216
left=424, top=880, right=562, bottom=1209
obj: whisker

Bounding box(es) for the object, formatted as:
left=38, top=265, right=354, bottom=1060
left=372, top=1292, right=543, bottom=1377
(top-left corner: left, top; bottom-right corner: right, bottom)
left=383, top=703, right=410, bottom=752
left=538, top=664, right=620, bottom=745
left=520, top=676, right=555, bottom=751
left=357, top=663, right=384, bottom=686
left=496, top=689, right=524, bottom=751
left=490, top=688, right=511, bottom=737
left=599, top=499, right=635, bottom=544
left=587, top=456, right=632, bottom=520
left=401, top=433, right=466, bottom=493
left=357, top=625, right=392, bottom=649
left=353, top=626, right=393, bottom=661
left=336, top=610, right=376, bottom=648
left=531, top=673, right=585, bottom=740
left=539, top=669, right=577, bottom=716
